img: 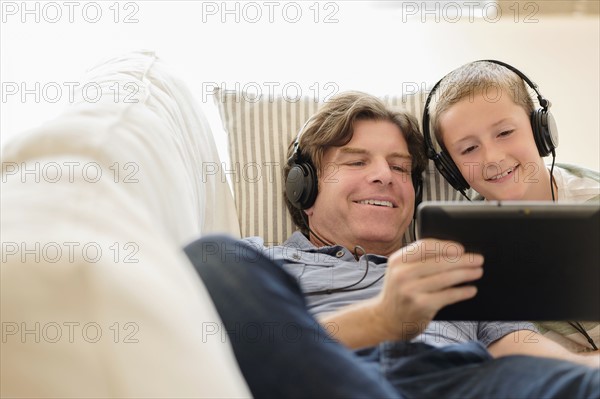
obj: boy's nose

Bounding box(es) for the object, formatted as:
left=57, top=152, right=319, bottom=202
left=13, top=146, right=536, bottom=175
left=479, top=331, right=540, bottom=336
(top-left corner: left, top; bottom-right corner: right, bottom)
left=481, top=146, right=508, bottom=179
left=483, top=145, right=506, bottom=163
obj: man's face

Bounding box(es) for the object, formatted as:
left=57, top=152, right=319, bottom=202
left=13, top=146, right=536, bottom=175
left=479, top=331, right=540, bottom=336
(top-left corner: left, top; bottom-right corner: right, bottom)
left=439, top=90, right=548, bottom=200
left=306, top=119, right=415, bottom=256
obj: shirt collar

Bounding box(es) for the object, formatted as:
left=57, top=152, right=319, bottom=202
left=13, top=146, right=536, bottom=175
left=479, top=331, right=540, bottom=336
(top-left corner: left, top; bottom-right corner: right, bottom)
left=283, top=231, right=389, bottom=264
left=283, top=231, right=336, bottom=253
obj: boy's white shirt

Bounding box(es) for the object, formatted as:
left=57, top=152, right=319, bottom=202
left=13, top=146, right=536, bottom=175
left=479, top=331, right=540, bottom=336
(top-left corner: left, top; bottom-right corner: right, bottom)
left=553, top=165, right=600, bottom=202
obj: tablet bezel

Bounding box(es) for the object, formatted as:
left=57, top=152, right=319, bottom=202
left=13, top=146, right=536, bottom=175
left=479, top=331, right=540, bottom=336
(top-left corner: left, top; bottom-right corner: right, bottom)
left=416, top=201, right=600, bottom=321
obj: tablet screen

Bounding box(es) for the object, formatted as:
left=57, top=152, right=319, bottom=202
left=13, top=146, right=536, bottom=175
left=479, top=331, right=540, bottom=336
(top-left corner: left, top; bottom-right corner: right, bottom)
left=416, top=201, right=600, bottom=321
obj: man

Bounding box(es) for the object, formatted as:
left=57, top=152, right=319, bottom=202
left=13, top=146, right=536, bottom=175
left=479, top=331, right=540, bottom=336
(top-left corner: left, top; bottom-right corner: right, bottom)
left=185, top=92, right=599, bottom=398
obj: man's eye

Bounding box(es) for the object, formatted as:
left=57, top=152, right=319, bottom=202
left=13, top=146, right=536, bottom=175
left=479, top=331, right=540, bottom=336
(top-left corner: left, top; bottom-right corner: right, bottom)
left=347, top=161, right=365, bottom=167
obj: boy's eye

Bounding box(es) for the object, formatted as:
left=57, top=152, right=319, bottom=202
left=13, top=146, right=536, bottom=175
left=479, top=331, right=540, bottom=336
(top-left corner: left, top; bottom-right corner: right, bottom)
left=498, top=129, right=515, bottom=137
left=461, top=145, right=477, bottom=155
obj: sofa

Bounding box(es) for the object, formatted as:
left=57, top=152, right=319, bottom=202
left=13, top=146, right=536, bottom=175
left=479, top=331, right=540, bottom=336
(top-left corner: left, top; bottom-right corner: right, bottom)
left=7, top=51, right=593, bottom=398
left=1, top=51, right=249, bottom=398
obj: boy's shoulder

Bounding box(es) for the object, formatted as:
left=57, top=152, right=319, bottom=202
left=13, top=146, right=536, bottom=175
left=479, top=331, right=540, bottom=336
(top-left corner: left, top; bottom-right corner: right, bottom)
left=554, top=163, right=599, bottom=203
left=556, top=163, right=599, bottom=182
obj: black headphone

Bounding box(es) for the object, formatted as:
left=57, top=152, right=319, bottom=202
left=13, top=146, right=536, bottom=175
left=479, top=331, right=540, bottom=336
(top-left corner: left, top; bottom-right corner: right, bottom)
left=285, top=119, right=423, bottom=213
left=422, top=60, right=559, bottom=195
left=285, top=120, right=319, bottom=210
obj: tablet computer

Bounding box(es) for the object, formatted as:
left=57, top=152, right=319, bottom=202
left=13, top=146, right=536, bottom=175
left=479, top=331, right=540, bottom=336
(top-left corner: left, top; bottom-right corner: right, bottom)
left=416, top=201, right=600, bottom=321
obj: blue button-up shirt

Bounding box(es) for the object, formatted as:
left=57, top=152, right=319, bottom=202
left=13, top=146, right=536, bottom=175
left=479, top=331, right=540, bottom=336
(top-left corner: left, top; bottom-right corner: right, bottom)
left=244, top=231, right=537, bottom=348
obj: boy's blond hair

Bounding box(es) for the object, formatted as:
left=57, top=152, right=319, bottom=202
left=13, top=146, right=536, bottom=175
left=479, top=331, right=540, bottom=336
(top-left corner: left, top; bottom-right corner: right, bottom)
left=428, top=61, right=535, bottom=151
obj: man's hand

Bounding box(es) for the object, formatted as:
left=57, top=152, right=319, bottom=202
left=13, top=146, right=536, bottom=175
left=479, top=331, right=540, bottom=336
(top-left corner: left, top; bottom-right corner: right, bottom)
left=374, top=239, right=484, bottom=342
left=320, top=239, right=483, bottom=349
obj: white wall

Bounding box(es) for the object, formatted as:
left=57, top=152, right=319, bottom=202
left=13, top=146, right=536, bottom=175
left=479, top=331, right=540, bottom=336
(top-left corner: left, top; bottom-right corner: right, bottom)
left=2, top=1, right=598, bottom=170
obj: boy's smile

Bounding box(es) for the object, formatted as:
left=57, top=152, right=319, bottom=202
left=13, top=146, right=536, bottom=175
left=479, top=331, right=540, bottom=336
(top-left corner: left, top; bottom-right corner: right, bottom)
left=484, top=163, right=519, bottom=183
left=439, top=90, right=552, bottom=201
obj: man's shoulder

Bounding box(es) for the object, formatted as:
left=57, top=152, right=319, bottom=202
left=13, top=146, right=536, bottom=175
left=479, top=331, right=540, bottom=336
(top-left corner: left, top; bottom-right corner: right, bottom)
left=242, top=232, right=315, bottom=262
left=242, top=236, right=265, bottom=247
left=242, top=231, right=311, bottom=249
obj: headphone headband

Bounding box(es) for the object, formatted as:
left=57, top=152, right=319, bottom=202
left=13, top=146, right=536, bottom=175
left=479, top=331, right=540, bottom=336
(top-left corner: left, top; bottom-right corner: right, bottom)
left=480, top=59, right=550, bottom=109
left=287, top=117, right=312, bottom=164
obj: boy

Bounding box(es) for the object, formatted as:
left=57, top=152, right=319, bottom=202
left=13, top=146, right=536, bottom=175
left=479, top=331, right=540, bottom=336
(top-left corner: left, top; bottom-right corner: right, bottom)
left=426, top=60, right=600, bottom=352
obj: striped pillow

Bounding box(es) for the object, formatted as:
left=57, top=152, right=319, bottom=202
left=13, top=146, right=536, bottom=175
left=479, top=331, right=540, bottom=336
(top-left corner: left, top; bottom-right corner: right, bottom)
left=214, top=89, right=469, bottom=246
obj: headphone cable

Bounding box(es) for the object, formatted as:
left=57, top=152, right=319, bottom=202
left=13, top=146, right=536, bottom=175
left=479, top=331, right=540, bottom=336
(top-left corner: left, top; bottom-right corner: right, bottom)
left=549, top=149, right=557, bottom=201
left=460, top=189, right=472, bottom=201
left=296, top=214, right=385, bottom=296
left=300, top=212, right=333, bottom=247
left=567, top=321, right=598, bottom=351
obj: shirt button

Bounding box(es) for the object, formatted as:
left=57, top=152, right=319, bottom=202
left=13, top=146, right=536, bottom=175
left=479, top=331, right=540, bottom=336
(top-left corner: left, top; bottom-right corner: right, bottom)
left=292, top=253, right=301, bottom=260
left=335, top=250, right=344, bottom=258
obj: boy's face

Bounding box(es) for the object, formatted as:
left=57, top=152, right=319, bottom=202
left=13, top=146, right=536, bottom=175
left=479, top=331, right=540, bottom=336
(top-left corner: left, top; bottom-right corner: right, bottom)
left=439, top=90, right=548, bottom=200
left=305, top=119, right=415, bottom=256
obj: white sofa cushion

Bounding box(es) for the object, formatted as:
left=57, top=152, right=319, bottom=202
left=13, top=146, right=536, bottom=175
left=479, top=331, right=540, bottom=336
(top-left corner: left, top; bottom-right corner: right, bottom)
left=1, top=51, right=248, bottom=398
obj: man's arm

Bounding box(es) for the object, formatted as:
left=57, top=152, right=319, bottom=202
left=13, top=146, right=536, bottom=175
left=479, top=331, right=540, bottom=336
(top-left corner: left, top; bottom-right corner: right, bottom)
left=489, top=330, right=600, bottom=368
left=318, top=297, right=402, bottom=349
left=320, top=239, right=484, bottom=349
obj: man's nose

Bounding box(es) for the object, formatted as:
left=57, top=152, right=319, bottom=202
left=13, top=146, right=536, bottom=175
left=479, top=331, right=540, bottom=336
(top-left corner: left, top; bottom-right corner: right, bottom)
left=369, top=160, right=393, bottom=185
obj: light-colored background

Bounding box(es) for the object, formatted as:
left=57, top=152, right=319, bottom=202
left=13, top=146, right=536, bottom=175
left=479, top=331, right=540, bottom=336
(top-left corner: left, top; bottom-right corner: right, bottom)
left=2, top=1, right=598, bottom=170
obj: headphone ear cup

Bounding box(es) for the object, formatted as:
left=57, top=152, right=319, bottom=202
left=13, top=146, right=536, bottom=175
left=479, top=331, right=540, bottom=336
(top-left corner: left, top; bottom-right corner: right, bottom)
left=285, top=161, right=318, bottom=210
left=531, top=109, right=559, bottom=157
left=300, top=162, right=318, bottom=209
left=434, top=151, right=470, bottom=193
